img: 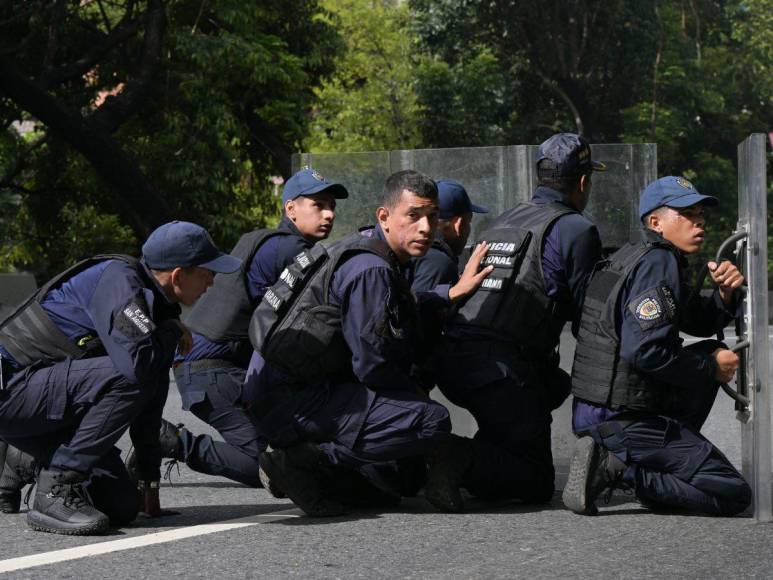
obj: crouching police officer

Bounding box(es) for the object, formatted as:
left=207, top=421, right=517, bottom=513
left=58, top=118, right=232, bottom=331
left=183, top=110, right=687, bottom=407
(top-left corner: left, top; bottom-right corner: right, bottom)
left=429, top=134, right=606, bottom=511
left=0, top=221, right=238, bottom=534
left=410, top=179, right=488, bottom=292
left=248, top=170, right=492, bottom=516
left=131, top=169, right=347, bottom=489
left=563, top=176, right=752, bottom=517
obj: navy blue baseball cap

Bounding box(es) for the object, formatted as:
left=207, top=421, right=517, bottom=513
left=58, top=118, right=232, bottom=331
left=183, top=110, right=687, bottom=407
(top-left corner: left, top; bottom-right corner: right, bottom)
left=638, top=176, right=719, bottom=220
left=282, top=168, right=349, bottom=204
left=536, top=133, right=606, bottom=177
left=437, top=180, right=489, bottom=219
left=142, top=221, right=241, bottom=273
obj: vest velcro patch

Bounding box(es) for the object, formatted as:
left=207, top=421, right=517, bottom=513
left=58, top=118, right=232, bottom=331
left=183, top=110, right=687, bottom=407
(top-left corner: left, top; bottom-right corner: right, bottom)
left=486, top=241, right=518, bottom=255
left=482, top=254, right=515, bottom=268
left=263, top=288, right=283, bottom=312
left=480, top=277, right=505, bottom=291
left=279, top=267, right=298, bottom=289
left=116, top=301, right=156, bottom=339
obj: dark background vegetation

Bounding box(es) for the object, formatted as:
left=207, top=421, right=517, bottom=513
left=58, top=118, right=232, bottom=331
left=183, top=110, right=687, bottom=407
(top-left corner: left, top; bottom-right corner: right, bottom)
left=0, top=0, right=770, bottom=282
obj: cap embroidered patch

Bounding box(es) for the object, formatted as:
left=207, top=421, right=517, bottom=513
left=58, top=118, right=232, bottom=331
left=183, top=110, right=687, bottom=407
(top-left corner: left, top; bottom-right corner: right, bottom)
left=311, top=169, right=324, bottom=181
left=676, top=176, right=693, bottom=189
left=635, top=297, right=662, bottom=321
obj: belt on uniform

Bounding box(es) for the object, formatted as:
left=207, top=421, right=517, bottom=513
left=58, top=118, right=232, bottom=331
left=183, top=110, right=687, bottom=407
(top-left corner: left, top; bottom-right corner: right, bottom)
left=173, top=358, right=239, bottom=381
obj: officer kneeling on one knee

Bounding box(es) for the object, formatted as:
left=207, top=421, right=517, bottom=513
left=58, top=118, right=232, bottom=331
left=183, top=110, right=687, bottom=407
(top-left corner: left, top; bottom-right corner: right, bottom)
left=563, top=176, right=752, bottom=517
left=0, top=221, right=239, bottom=535
left=249, top=170, right=493, bottom=516
left=132, top=169, right=346, bottom=490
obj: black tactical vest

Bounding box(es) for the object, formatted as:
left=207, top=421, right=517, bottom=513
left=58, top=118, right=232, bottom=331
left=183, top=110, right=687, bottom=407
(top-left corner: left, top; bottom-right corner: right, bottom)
left=0, top=254, right=140, bottom=368
left=249, top=231, right=400, bottom=384
left=185, top=228, right=293, bottom=343
left=571, top=239, right=680, bottom=413
left=451, top=201, right=576, bottom=354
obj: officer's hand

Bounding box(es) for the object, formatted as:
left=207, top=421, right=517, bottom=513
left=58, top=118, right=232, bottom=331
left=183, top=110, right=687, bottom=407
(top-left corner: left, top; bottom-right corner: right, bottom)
left=448, top=242, right=493, bottom=304
left=139, top=483, right=180, bottom=517
left=712, top=348, right=740, bottom=383
left=173, top=320, right=193, bottom=356
left=708, top=260, right=744, bottom=305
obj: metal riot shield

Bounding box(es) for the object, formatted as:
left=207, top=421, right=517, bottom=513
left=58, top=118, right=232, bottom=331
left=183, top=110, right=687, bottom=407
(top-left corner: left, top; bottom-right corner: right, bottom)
left=736, top=133, right=772, bottom=522
left=293, top=143, right=657, bottom=250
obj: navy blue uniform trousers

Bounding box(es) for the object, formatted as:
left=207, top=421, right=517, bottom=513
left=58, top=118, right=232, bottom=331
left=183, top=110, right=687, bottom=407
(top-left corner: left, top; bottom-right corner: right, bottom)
left=174, top=362, right=265, bottom=487
left=0, top=356, right=160, bottom=524
left=587, top=380, right=751, bottom=516
left=255, top=381, right=451, bottom=492
left=436, top=344, right=566, bottom=503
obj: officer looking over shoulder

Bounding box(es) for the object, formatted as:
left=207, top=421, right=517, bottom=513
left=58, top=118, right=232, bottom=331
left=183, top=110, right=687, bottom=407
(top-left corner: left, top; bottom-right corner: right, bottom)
left=249, top=170, right=492, bottom=516
left=131, top=169, right=347, bottom=489
left=563, top=176, right=751, bottom=517
left=430, top=133, right=606, bottom=511
left=410, top=179, right=488, bottom=292
left=0, top=221, right=238, bottom=535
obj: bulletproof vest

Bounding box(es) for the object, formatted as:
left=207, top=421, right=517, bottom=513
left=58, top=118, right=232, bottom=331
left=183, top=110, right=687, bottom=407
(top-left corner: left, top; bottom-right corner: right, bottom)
left=431, top=237, right=455, bottom=260
left=452, top=201, right=576, bottom=354
left=0, top=254, right=140, bottom=368
left=571, top=239, right=679, bottom=413
left=249, top=231, right=400, bottom=384
left=185, top=228, right=292, bottom=343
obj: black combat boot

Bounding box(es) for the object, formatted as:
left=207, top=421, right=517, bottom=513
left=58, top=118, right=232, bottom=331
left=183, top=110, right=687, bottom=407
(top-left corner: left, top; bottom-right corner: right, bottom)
left=0, top=445, right=37, bottom=513
left=125, top=419, right=183, bottom=481
left=27, top=468, right=110, bottom=535
left=562, top=435, right=627, bottom=516
left=258, top=443, right=344, bottom=517
left=258, top=461, right=286, bottom=498
left=425, top=434, right=473, bottom=513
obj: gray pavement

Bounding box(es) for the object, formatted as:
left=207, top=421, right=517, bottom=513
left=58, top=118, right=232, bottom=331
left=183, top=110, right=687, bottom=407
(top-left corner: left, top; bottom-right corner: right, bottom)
left=0, top=332, right=771, bottom=578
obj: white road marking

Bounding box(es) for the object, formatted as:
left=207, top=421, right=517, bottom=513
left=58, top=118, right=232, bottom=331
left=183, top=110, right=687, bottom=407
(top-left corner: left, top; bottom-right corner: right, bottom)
left=0, top=507, right=303, bottom=574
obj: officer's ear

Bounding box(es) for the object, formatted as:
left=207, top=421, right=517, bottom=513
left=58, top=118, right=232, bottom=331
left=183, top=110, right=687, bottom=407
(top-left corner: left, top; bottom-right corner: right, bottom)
left=285, top=199, right=297, bottom=221
left=376, top=206, right=390, bottom=231
left=645, top=208, right=665, bottom=234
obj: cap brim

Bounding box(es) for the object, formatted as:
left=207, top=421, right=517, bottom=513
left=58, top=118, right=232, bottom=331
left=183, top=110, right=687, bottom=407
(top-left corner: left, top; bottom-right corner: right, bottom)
left=470, top=203, right=489, bottom=214
left=303, top=182, right=349, bottom=199
left=591, top=160, right=607, bottom=172
left=198, top=253, right=242, bottom=274
left=665, top=193, right=719, bottom=209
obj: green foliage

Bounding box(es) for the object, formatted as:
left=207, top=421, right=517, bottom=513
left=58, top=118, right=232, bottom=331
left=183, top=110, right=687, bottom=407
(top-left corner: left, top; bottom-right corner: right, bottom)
left=306, top=0, right=422, bottom=152
left=0, top=0, right=339, bottom=279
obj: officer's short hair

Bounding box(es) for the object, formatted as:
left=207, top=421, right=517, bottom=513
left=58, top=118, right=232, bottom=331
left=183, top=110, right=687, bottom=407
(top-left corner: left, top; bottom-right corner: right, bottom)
left=641, top=206, right=670, bottom=227
left=536, top=161, right=590, bottom=193
left=382, top=170, right=438, bottom=209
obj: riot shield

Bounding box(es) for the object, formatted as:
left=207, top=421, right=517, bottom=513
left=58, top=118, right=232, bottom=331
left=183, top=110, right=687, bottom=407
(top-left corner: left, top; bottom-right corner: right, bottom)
left=736, top=133, right=771, bottom=522
left=293, top=143, right=657, bottom=249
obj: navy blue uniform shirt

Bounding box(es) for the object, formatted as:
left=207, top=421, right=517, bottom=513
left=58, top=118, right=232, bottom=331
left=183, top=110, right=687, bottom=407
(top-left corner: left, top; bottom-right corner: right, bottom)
left=182, top=217, right=313, bottom=366
left=328, top=226, right=449, bottom=392
left=573, top=231, right=736, bottom=432
left=409, top=234, right=459, bottom=293
left=534, top=186, right=603, bottom=333
left=9, top=259, right=183, bottom=385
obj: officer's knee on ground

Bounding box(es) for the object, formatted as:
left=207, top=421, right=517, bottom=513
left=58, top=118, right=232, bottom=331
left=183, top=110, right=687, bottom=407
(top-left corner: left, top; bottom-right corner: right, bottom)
left=716, top=479, right=752, bottom=517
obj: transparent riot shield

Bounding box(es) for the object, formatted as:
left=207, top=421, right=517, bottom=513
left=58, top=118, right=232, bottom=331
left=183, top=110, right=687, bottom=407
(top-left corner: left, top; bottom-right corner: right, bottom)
left=293, top=143, right=657, bottom=249
left=735, top=133, right=771, bottom=522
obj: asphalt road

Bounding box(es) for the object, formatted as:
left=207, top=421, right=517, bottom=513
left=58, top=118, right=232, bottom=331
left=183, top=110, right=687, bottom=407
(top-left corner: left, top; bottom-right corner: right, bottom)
left=0, top=330, right=771, bottom=579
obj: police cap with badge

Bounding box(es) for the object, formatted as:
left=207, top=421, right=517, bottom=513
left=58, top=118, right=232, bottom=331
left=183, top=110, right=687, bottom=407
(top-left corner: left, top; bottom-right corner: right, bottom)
left=281, top=168, right=349, bottom=204
left=638, top=175, right=718, bottom=220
